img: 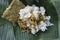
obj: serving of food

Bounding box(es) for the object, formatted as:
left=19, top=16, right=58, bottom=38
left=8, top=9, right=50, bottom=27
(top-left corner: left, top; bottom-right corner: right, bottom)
left=1, top=0, right=54, bottom=34
left=18, top=5, right=54, bottom=34
left=0, top=0, right=59, bottom=40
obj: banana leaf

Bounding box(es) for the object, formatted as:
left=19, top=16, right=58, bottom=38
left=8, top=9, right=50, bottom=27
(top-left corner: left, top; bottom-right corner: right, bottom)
left=0, top=0, right=59, bottom=40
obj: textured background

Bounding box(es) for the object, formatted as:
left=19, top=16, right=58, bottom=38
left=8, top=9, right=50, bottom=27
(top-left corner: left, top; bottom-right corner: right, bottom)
left=0, top=0, right=60, bottom=40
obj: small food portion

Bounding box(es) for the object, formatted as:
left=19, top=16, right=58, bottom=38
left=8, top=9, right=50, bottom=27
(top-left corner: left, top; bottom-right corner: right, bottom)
left=18, top=5, right=54, bottom=34
left=1, top=0, right=53, bottom=34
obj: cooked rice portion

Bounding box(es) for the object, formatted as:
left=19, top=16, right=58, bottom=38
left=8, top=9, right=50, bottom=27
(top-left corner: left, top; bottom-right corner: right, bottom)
left=18, top=5, right=53, bottom=34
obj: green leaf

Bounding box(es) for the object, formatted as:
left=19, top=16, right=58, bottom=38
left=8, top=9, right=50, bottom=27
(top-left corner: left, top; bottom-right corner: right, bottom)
left=20, top=0, right=35, bottom=5
left=0, top=0, right=59, bottom=40
left=0, top=20, right=15, bottom=40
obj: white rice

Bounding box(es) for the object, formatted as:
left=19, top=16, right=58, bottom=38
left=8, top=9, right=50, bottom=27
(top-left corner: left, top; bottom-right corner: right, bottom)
left=19, top=5, right=54, bottom=34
